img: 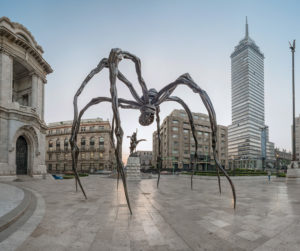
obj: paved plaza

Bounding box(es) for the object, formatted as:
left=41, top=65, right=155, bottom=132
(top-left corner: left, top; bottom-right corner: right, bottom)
left=0, top=175, right=300, bottom=250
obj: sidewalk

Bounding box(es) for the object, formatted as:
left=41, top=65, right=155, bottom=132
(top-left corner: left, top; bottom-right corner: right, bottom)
left=1, top=175, right=300, bottom=250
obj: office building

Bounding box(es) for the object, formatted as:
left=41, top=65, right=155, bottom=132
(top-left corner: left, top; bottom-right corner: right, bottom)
left=152, top=109, right=228, bottom=170
left=228, top=18, right=275, bottom=169
left=46, top=118, right=115, bottom=173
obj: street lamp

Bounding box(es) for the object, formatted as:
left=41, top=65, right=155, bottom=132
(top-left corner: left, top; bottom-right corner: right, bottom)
left=276, top=153, right=279, bottom=177
left=289, top=40, right=297, bottom=167
left=260, top=126, right=267, bottom=171
left=231, top=156, right=235, bottom=175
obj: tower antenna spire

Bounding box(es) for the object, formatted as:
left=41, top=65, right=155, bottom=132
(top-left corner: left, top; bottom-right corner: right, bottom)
left=245, top=16, right=249, bottom=38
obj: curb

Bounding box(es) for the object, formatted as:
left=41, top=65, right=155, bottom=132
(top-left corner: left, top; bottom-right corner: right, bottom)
left=178, top=174, right=278, bottom=180
left=0, top=188, right=33, bottom=233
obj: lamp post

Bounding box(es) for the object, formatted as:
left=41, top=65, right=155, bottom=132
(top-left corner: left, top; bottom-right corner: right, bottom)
left=289, top=40, right=297, bottom=166
left=231, top=156, right=235, bottom=176
left=276, top=153, right=279, bottom=177
left=260, top=126, right=267, bottom=171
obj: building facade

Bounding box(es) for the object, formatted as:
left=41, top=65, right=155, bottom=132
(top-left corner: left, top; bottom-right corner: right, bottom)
left=152, top=109, right=228, bottom=171
left=135, top=151, right=152, bottom=170
left=228, top=18, right=275, bottom=169
left=0, top=17, right=52, bottom=177
left=46, top=118, right=114, bottom=173
left=275, top=148, right=292, bottom=169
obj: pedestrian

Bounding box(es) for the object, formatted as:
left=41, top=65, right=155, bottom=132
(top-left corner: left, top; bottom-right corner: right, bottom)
left=267, top=170, right=271, bottom=182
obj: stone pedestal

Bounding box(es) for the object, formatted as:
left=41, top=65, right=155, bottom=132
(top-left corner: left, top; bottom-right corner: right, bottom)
left=126, top=156, right=141, bottom=181
left=287, top=161, right=300, bottom=178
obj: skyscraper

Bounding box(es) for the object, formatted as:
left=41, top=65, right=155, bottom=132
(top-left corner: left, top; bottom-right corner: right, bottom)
left=228, top=18, right=274, bottom=169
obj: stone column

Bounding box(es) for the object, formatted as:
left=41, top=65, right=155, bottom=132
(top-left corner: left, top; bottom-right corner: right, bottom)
left=31, top=74, right=43, bottom=118
left=31, top=74, right=38, bottom=112
left=0, top=118, right=9, bottom=168
left=0, top=52, right=13, bottom=107
left=37, top=77, right=43, bottom=119
left=42, top=82, right=45, bottom=120
left=0, top=52, right=12, bottom=171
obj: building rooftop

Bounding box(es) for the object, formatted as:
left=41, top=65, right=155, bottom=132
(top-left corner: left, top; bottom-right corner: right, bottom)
left=170, top=109, right=209, bottom=118
left=231, top=17, right=264, bottom=58
left=0, top=16, right=53, bottom=74
left=47, top=118, right=107, bottom=127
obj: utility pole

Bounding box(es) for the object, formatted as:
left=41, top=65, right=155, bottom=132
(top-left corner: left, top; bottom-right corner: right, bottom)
left=260, top=126, right=267, bottom=170
left=289, top=40, right=296, bottom=166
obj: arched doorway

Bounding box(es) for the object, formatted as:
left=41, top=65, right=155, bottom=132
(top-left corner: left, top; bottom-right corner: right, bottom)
left=16, top=136, right=28, bottom=175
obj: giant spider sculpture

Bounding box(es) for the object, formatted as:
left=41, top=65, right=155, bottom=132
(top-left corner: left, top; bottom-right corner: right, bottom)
left=69, top=48, right=236, bottom=214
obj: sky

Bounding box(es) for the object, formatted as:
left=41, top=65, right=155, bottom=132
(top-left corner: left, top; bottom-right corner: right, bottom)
left=1, top=0, right=300, bottom=160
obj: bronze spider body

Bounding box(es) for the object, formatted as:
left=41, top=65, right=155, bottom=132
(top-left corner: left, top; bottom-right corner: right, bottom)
left=70, top=48, right=236, bottom=214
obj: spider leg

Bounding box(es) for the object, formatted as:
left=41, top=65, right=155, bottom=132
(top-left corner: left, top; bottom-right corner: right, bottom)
left=110, top=114, right=120, bottom=189
left=156, top=106, right=162, bottom=188
left=109, top=110, right=135, bottom=191
left=122, top=51, right=149, bottom=103
left=155, top=74, right=236, bottom=208
left=117, top=71, right=143, bottom=105
left=108, top=48, right=133, bottom=214
left=217, top=167, right=221, bottom=194
left=70, top=58, right=108, bottom=199
left=70, top=93, right=139, bottom=201
left=102, top=49, right=148, bottom=104
left=164, top=96, right=198, bottom=190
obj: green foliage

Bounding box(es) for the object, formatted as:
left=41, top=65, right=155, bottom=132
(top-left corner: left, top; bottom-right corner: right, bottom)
left=63, top=173, right=89, bottom=179
left=181, top=169, right=270, bottom=176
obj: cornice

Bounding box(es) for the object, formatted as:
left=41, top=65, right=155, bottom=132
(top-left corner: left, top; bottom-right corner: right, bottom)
left=0, top=43, right=49, bottom=83
left=231, top=43, right=264, bottom=59
left=0, top=20, right=53, bottom=75
left=0, top=17, right=43, bottom=53
left=0, top=105, right=47, bottom=130
left=231, top=37, right=264, bottom=59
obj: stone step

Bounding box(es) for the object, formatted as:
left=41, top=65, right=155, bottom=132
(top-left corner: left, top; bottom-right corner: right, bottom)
left=0, top=187, right=33, bottom=234
left=13, top=175, right=35, bottom=182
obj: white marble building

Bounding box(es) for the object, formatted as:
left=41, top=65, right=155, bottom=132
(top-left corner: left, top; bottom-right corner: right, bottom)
left=0, top=17, right=52, bottom=177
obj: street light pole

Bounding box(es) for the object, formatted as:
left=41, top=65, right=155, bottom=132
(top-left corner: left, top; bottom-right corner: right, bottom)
left=276, top=153, right=279, bottom=177
left=289, top=40, right=296, bottom=165
left=260, top=126, right=267, bottom=170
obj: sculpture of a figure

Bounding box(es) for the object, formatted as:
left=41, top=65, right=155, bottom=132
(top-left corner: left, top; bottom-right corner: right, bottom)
left=70, top=48, right=236, bottom=214
left=127, top=130, right=146, bottom=156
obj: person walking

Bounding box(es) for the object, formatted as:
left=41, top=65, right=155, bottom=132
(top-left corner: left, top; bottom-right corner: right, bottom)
left=267, top=170, right=271, bottom=182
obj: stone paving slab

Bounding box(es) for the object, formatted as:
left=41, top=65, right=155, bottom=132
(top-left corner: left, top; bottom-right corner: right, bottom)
left=1, top=175, right=300, bottom=250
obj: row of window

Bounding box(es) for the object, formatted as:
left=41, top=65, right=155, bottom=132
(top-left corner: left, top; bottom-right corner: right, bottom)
left=171, top=134, right=210, bottom=142
left=48, top=125, right=106, bottom=135
left=49, top=137, right=105, bottom=148
left=80, top=126, right=105, bottom=132
left=174, top=114, right=210, bottom=121
left=172, top=127, right=210, bottom=136
left=173, top=142, right=211, bottom=148
left=172, top=148, right=210, bottom=154
left=48, top=152, right=104, bottom=160
left=48, top=163, right=107, bottom=171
